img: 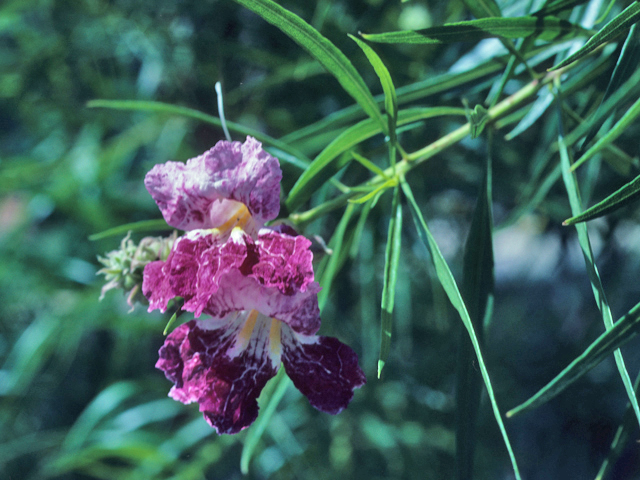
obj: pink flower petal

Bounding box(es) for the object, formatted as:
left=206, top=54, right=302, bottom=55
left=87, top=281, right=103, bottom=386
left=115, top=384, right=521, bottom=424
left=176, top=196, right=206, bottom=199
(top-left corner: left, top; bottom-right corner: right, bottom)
left=143, top=228, right=322, bottom=335
left=156, top=316, right=281, bottom=435
left=145, top=136, right=282, bottom=232
left=281, top=326, right=366, bottom=414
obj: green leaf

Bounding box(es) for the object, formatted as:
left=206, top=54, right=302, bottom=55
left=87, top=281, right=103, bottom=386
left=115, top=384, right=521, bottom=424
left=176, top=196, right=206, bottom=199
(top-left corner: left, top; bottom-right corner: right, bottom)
left=549, top=2, right=640, bottom=71
left=457, top=148, right=494, bottom=480
left=162, top=312, right=179, bottom=336
left=349, top=35, right=398, bottom=145
left=510, top=113, right=640, bottom=425
left=504, top=87, right=554, bottom=140
left=361, top=16, right=586, bottom=45
left=378, top=186, right=402, bottom=378
left=87, top=99, right=313, bottom=166
left=63, top=382, right=139, bottom=450
left=317, top=204, right=357, bottom=311
left=349, top=178, right=397, bottom=205
left=400, top=178, right=521, bottom=480
left=563, top=60, right=640, bottom=151
left=285, top=107, right=465, bottom=210
left=532, top=0, right=590, bottom=17
left=281, top=43, right=553, bottom=148
left=462, top=0, right=501, bottom=18
left=240, top=368, right=291, bottom=474
left=88, top=219, right=171, bottom=241
left=595, top=369, right=640, bottom=480
left=507, top=301, right=640, bottom=417
left=562, top=171, right=640, bottom=225
left=579, top=23, right=640, bottom=152
left=466, top=104, right=490, bottom=139
left=231, top=0, right=384, bottom=129
left=571, top=94, right=640, bottom=170
left=558, top=109, right=640, bottom=428
left=351, top=151, right=390, bottom=179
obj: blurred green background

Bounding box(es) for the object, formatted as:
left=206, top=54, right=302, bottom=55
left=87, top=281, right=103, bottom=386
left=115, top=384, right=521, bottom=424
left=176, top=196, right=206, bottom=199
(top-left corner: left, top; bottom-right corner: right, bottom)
left=3, top=0, right=640, bottom=479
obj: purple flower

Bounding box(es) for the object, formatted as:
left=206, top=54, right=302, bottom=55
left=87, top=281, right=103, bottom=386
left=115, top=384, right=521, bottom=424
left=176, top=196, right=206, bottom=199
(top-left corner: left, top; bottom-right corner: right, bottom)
left=144, top=136, right=282, bottom=236
left=147, top=229, right=366, bottom=434
left=142, top=137, right=366, bottom=434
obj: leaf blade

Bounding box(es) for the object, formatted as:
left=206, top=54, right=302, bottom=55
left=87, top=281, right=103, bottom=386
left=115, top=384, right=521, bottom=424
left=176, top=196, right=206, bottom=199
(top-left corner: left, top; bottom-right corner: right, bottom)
left=549, top=2, right=640, bottom=71
left=350, top=35, right=398, bottom=145
left=557, top=103, right=640, bottom=429
left=378, top=186, right=402, bottom=378
left=361, top=16, right=586, bottom=45
left=285, top=107, right=465, bottom=210
left=563, top=172, right=640, bottom=225
left=87, top=99, right=313, bottom=166
left=401, top=178, right=521, bottom=480
left=232, top=0, right=384, bottom=129
left=457, top=148, right=494, bottom=480
left=507, top=301, right=640, bottom=417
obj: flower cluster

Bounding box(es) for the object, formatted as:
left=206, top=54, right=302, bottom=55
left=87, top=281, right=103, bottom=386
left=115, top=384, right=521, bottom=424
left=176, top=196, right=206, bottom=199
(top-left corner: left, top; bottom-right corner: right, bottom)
left=97, top=231, right=176, bottom=309
left=141, top=136, right=366, bottom=434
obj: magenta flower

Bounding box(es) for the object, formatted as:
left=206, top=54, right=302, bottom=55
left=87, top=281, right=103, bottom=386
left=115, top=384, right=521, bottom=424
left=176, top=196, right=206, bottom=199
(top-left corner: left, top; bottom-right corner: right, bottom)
left=143, top=137, right=366, bottom=434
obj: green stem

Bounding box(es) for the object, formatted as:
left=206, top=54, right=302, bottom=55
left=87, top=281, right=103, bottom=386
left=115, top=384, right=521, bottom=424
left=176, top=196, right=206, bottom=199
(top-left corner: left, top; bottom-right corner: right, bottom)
left=289, top=74, right=553, bottom=225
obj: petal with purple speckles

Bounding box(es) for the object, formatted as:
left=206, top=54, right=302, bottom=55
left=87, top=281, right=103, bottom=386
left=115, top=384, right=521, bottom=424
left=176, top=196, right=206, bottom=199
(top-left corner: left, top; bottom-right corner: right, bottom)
left=156, top=314, right=282, bottom=435
left=145, top=136, right=281, bottom=233
left=281, top=325, right=366, bottom=414
left=143, top=227, right=322, bottom=335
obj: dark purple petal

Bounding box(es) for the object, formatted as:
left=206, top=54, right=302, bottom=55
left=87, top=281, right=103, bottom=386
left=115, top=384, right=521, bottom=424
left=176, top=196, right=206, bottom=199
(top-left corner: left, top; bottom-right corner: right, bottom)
left=281, top=328, right=366, bottom=414
left=144, top=137, right=281, bottom=232
left=156, top=318, right=280, bottom=435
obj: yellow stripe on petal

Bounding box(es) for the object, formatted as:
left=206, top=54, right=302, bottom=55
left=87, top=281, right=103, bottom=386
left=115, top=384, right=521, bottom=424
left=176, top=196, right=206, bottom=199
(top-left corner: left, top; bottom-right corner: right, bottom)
left=269, top=318, right=282, bottom=361
left=217, top=203, right=251, bottom=233
left=234, top=309, right=259, bottom=352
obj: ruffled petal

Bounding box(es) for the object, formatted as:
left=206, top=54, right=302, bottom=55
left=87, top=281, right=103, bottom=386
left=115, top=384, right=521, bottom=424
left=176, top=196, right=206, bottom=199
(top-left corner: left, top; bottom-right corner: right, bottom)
left=201, top=228, right=321, bottom=335
left=143, top=227, right=322, bottom=335
left=156, top=315, right=281, bottom=435
left=253, top=229, right=315, bottom=294
left=281, top=326, right=366, bottom=414
left=203, top=269, right=322, bottom=336
left=145, top=136, right=282, bottom=232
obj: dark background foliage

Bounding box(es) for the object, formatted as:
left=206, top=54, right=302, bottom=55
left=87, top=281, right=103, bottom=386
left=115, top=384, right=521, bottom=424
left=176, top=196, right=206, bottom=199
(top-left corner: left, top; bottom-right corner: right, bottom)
left=2, top=0, right=640, bottom=479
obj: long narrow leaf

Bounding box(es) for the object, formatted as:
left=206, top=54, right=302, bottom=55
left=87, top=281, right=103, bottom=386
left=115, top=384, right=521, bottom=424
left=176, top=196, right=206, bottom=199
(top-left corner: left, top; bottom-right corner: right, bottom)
left=88, top=219, right=171, bottom=241
left=557, top=102, right=640, bottom=428
left=457, top=147, right=494, bottom=480
left=595, top=369, right=640, bottom=480
left=463, top=0, right=501, bottom=18
left=505, top=87, right=554, bottom=140
left=401, top=178, right=521, bottom=480
left=507, top=301, right=640, bottom=417
left=281, top=44, right=556, bottom=148
left=549, top=2, right=640, bottom=71
left=563, top=171, right=640, bottom=225
left=240, top=369, right=291, bottom=474
left=378, top=186, right=402, bottom=378
left=317, top=204, right=357, bottom=311
left=87, top=99, right=312, bottom=166
left=571, top=95, right=640, bottom=170
left=361, top=16, right=586, bottom=45
left=349, top=35, right=398, bottom=146
left=286, top=107, right=465, bottom=210
left=563, top=60, right=640, bottom=150
left=231, top=0, right=384, bottom=129
left=532, top=0, right=591, bottom=17
left=580, top=23, right=640, bottom=151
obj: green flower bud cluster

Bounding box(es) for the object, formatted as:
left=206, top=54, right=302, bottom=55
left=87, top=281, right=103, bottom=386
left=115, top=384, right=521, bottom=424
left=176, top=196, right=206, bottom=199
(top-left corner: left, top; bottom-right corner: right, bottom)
left=97, top=231, right=176, bottom=309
